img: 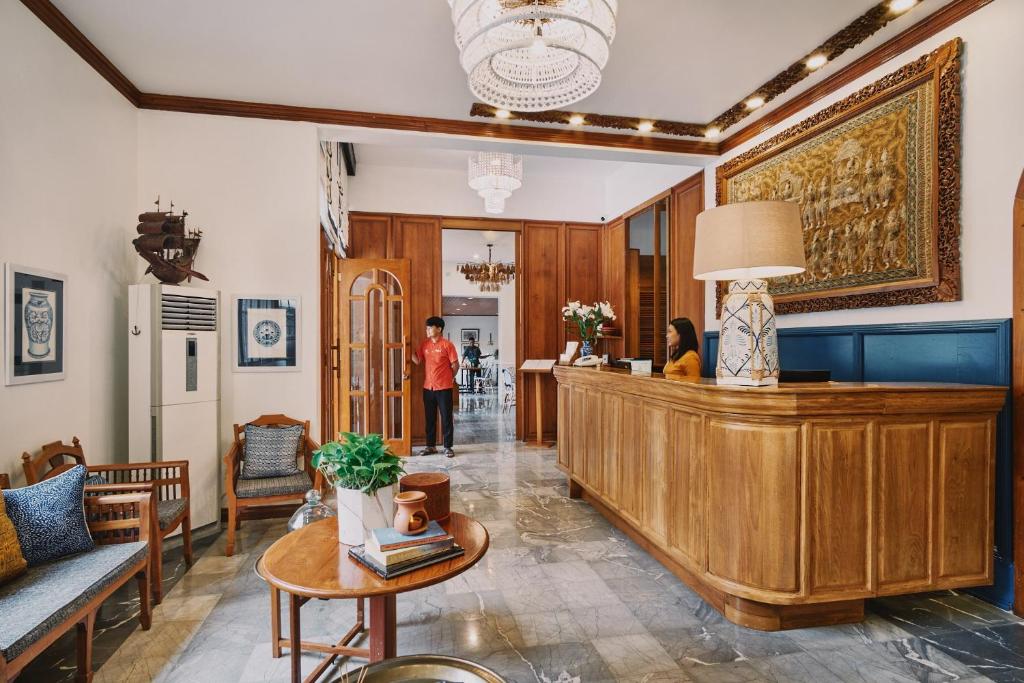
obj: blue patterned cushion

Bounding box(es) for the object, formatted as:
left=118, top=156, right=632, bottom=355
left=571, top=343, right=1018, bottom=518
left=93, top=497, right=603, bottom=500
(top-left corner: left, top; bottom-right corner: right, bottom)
left=0, top=541, right=147, bottom=661
left=240, top=425, right=303, bottom=479
left=236, top=472, right=311, bottom=498
left=1, top=465, right=94, bottom=566
left=84, top=473, right=108, bottom=486
left=157, top=498, right=187, bottom=529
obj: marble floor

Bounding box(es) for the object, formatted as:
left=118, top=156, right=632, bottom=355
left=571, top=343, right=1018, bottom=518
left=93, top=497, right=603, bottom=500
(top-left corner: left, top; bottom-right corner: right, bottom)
left=29, top=441, right=1024, bottom=682
left=454, top=389, right=516, bottom=445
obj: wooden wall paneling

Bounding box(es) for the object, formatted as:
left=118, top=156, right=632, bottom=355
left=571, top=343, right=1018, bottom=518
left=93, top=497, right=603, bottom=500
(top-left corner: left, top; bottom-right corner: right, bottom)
left=584, top=389, right=604, bottom=491
left=390, top=216, right=442, bottom=445
left=557, top=382, right=571, bottom=472
left=320, top=230, right=337, bottom=442
left=708, top=420, right=801, bottom=593
left=936, top=419, right=994, bottom=583
left=877, top=422, right=933, bottom=592
left=669, top=172, right=706, bottom=343
left=668, top=411, right=705, bottom=569
left=618, top=400, right=643, bottom=527
left=642, top=403, right=671, bottom=545
left=601, top=219, right=626, bottom=358
left=625, top=249, right=640, bottom=358
left=520, top=222, right=562, bottom=441
left=1014, top=170, right=1024, bottom=617
left=601, top=392, right=622, bottom=505
left=348, top=213, right=391, bottom=260
left=806, top=423, right=872, bottom=595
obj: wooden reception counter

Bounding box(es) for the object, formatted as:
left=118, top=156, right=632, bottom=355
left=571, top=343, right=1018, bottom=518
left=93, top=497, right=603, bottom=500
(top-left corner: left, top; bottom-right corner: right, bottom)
left=553, top=365, right=1006, bottom=631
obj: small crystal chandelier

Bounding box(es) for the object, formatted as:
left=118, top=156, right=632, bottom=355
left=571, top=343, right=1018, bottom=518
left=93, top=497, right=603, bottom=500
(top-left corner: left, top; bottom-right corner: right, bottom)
left=468, top=152, right=523, bottom=214
left=449, top=0, right=618, bottom=112
left=458, top=244, right=516, bottom=292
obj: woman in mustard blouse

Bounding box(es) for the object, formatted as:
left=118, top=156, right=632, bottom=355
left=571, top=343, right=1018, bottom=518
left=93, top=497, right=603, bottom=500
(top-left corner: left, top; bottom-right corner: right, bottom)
left=663, top=317, right=701, bottom=378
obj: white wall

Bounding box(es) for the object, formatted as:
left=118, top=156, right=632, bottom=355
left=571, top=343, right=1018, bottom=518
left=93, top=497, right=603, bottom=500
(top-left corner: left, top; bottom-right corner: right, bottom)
left=350, top=162, right=607, bottom=223
left=704, top=0, right=1024, bottom=330
left=604, top=162, right=702, bottom=219
left=0, top=2, right=138, bottom=484
left=137, top=111, right=321, bottom=453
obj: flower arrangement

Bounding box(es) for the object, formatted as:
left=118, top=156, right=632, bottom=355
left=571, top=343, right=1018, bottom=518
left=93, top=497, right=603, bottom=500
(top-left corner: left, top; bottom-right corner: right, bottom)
left=312, top=432, right=406, bottom=494
left=562, top=300, right=616, bottom=357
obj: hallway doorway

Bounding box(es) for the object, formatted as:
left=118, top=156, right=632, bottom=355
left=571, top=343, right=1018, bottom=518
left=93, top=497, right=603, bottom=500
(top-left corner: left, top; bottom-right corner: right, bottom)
left=442, top=228, right=517, bottom=446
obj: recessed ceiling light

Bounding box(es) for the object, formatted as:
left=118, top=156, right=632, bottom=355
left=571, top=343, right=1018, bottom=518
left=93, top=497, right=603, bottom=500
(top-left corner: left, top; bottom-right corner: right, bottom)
left=745, top=96, right=765, bottom=110
left=494, top=109, right=511, bottom=119
left=806, top=53, right=828, bottom=70
left=467, top=297, right=474, bottom=300
left=704, top=127, right=721, bottom=139
left=889, top=0, right=917, bottom=13
left=638, top=121, right=655, bottom=133
left=473, top=253, right=480, bottom=259
left=568, top=114, right=585, bottom=126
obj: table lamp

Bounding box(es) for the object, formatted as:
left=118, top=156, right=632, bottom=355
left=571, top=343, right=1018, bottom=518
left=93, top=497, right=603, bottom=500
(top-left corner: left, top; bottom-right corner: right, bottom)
left=693, top=201, right=806, bottom=386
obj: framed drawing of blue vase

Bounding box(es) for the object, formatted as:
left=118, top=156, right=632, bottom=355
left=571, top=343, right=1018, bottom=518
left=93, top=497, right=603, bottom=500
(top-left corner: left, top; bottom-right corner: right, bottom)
left=5, top=264, right=66, bottom=385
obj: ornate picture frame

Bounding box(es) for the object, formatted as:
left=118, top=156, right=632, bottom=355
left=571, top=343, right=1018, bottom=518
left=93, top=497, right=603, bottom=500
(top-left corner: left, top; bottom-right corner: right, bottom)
left=716, top=38, right=962, bottom=314
left=233, top=295, right=300, bottom=372
left=4, top=263, right=67, bottom=386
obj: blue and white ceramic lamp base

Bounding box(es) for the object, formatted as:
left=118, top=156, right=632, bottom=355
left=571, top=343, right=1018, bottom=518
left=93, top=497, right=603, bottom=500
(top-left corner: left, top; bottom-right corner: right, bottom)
left=715, top=278, right=780, bottom=387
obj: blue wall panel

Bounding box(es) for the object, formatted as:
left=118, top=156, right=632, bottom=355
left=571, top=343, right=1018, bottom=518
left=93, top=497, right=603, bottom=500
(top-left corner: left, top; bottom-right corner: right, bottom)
left=703, top=319, right=1014, bottom=610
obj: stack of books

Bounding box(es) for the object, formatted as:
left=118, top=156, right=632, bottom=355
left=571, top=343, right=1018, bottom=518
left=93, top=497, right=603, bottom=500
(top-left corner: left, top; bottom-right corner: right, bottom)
left=349, top=520, right=464, bottom=579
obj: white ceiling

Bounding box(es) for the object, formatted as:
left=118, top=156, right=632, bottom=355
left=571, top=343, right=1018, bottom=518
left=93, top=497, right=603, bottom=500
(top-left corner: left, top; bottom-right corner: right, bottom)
left=356, top=144, right=628, bottom=176
left=442, top=229, right=516, bottom=263
left=50, top=0, right=952, bottom=136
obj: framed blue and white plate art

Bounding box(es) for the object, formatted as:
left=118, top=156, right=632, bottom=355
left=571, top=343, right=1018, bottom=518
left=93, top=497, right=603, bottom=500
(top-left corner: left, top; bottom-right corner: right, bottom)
left=4, top=264, right=66, bottom=385
left=233, top=296, right=300, bottom=372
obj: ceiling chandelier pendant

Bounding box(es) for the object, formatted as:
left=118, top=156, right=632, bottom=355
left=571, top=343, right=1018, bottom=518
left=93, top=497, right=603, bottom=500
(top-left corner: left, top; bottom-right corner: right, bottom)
left=449, top=0, right=618, bottom=112
left=457, top=243, right=516, bottom=292
left=468, top=152, right=523, bottom=214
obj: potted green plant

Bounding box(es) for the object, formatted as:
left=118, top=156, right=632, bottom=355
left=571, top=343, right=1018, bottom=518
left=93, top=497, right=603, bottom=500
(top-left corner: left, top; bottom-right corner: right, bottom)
left=312, top=432, right=406, bottom=545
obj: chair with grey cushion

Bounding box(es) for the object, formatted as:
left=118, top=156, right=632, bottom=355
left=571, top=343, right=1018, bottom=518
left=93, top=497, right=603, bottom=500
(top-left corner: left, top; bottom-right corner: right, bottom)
left=223, top=414, right=322, bottom=556
left=0, top=474, right=152, bottom=683
left=22, top=438, right=192, bottom=604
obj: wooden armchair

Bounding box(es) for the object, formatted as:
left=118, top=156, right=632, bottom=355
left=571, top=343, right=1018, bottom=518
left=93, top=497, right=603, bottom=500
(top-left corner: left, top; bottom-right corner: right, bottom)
left=22, top=438, right=191, bottom=604
left=0, top=477, right=152, bottom=683
left=224, top=414, right=321, bottom=556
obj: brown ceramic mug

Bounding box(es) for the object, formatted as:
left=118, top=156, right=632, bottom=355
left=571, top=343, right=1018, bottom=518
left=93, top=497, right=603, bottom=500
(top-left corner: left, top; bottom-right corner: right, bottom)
left=393, top=490, right=429, bottom=535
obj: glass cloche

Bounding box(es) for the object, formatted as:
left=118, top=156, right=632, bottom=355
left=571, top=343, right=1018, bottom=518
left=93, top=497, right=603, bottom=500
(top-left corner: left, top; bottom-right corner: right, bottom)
left=287, top=489, right=336, bottom=531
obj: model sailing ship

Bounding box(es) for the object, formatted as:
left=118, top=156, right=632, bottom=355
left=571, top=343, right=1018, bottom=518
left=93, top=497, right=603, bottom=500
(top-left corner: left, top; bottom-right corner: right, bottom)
left=133, top=197, right=208, bottom=284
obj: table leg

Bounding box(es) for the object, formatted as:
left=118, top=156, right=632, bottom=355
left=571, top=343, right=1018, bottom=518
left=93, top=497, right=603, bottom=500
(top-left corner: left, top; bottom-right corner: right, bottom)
left=368, top=594, right=397, bottom=662
left=534, top=373, right=543, bottom=445
left=271, top=585, right=281, bottom=658
left=289, top=593, right=302, bottom=683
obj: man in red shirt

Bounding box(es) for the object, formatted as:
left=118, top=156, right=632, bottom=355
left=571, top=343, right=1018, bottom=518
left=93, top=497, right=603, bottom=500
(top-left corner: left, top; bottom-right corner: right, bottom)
left=410, top=316, right=459, bottom=457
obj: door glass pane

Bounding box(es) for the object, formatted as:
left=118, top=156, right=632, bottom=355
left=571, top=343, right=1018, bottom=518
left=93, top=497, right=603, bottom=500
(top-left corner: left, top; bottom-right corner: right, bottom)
left=350, top=271, right=373, bottom=296
left=381, top=270, right=402, bottom=295
left=349, top=349, right=364, bottom=391
left=367, top=287, right=385, bottom=435
left=388, top=396, right=403, bottom=440
left=388, top=348, right=403, bottom=391
left=387, top=301, right=402, bottom=344
left=350, top=299, right=365, bottom=343
left=350, top=395, right=364, bottom=434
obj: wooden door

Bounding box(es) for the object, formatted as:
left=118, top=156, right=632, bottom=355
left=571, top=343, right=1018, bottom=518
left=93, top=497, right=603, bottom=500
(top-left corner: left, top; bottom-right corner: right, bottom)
left=338, top=259, right=412, bottom=456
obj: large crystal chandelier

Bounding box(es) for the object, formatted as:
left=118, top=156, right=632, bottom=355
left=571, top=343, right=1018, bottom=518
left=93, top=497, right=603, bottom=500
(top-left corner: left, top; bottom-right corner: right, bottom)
left=449, top=0, right=618, bottom=112
left=458, top=244, right=516, bottom=292
left=468, top=152, right=523, bottom=214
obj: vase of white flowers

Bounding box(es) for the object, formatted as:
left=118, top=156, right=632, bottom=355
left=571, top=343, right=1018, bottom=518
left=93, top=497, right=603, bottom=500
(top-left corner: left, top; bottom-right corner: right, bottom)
left=561, top=300, right=616, bottom=358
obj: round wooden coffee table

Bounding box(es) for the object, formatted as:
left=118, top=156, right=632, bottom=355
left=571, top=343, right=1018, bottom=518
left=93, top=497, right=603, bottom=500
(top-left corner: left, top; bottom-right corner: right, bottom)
left=257, top=512, right=489, bottom=683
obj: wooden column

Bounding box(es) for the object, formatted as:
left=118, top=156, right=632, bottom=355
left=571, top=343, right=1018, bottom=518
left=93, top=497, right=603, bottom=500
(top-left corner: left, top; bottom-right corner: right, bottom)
left=669, top=171, right=705, bottom=343
left=1012, top=169, right=1024, bottom=617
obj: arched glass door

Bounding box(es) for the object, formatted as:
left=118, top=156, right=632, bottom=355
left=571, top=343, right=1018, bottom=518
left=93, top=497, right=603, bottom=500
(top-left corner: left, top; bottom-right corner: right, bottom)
left=338, top=259, right=411, bottom=455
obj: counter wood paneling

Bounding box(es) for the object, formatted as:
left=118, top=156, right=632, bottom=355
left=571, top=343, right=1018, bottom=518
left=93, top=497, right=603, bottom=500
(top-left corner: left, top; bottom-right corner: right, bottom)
left=553, top=365, right=1005, bottom=631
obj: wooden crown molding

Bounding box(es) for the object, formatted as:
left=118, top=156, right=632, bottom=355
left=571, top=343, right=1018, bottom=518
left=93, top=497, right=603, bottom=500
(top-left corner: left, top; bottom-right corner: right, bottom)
left=22, top=0, right=991, bottom=158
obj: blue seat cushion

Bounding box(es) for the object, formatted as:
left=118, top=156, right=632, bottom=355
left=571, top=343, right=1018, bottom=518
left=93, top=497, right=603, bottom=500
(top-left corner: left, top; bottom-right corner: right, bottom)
left=1, top=465, right=93, bottom=566
left=0, top=541, right=147, bottom=662
left=236, top=472, right=311, bottom=499
left=157, top=498, right=187, bottom=530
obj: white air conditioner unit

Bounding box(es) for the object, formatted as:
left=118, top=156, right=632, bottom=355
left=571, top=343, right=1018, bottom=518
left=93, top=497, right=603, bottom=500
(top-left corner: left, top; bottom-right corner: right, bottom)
left=128, top=284, right=220, bottom=530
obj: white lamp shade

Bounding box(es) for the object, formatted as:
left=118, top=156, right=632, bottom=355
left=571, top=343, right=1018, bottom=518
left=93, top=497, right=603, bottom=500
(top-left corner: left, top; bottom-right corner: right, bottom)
left=693, top=201, right=806, bottom=281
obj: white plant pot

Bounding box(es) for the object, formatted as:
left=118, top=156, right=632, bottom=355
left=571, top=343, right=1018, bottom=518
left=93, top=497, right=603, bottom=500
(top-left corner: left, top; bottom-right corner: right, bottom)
left=336, top=484, right=395, bottom=546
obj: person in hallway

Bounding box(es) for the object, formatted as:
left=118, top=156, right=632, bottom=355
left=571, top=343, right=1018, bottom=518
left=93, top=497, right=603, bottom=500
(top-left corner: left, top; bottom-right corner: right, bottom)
left=663, top=317, right=702, bottom=378
left=411, top=316, right=459, bottom=457
left=462, top=336, right=490, bottom=393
